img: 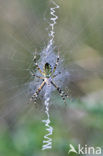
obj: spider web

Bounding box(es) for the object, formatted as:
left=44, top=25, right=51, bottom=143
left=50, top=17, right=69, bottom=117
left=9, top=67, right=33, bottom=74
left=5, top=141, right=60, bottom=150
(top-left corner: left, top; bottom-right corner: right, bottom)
left=0, top=0, right=103, bottom=153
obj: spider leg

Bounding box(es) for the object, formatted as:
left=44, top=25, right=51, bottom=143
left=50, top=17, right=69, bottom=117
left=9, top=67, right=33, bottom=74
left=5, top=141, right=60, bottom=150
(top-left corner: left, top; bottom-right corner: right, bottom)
left=52, top=72, right=61, bottom=78
left=52, top=49, right=60, bottom=74
left=31, top=81, right=46, bottom=103
left=33, top=52, right=44, bottom=75
left=35, top=63, right=44, bottom=75
left=51, top=80, right=68, bottom=103
left=32, top=73, right=44, bottom=79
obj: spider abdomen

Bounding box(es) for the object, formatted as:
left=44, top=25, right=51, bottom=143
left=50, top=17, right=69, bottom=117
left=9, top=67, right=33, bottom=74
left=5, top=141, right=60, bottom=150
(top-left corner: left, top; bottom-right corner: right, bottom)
left=43, top=62, right=52, bottom=77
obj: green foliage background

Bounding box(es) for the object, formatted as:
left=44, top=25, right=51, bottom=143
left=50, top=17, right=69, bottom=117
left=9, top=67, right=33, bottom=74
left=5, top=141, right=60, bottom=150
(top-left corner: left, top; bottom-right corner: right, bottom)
left=0, top=0, right=103, bottom=155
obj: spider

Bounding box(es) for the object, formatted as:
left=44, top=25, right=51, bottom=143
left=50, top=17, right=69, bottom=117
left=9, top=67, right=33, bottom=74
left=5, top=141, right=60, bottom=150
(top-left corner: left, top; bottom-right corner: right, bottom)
left=31, top=50, right=68, bottom=103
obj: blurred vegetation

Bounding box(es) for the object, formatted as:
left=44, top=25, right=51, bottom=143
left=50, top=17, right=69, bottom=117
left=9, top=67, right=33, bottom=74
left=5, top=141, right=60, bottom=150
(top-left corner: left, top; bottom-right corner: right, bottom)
left=0, top=0, right=103, bottom=155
